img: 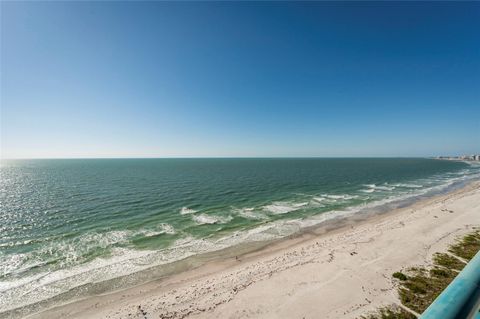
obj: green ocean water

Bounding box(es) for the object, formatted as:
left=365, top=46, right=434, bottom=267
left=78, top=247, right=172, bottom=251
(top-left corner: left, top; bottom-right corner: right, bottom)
left=1, top=158, right=479, bottom=314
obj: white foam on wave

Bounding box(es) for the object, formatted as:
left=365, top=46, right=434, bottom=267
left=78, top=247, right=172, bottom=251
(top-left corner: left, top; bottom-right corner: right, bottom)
left=392, top=183, right=423, bottom=188
left=192, top=214, right=218, bottom=224
left=160, top=223, right=176, bottom=234
left=138, top=223, right=176, bottom=237
left=361, top=184, right=395, bottom=192
left=180, top=207, right=197, bottom=215
left=1, top=230, right=133, bottom=280
left=235, top=207, right=267, bottom=220
left=312, top=194, right=360, bottom=204
left=360, top=188, right=375, bottom=193
left=263, top=202, right=308, bottom=215
left=375, top=185, right=395, bottom=191
left=291, top=179, right=457, bottom=233
left=325, top=194, right=359, bottom=200
left=0, top=246, right=156, bottom=311
left=192, top=214, right=233, bottom=225
left=83, top=230, right=131, bottom=248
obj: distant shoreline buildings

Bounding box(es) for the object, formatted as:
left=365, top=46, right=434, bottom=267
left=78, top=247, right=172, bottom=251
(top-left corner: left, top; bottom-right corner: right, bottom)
left=436, top=155, right=480, bottom=161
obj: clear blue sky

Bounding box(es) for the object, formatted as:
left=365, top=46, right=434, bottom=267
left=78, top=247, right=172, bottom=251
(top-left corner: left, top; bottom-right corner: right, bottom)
left=1, top=1, right=479, bottom=158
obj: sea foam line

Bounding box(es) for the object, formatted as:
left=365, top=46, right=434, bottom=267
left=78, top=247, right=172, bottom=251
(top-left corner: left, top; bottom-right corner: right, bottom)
left=263, top=202, right=308, bottom=215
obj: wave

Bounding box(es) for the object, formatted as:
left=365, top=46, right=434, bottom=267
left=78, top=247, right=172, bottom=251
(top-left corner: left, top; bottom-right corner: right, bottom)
left=192, top=214, right=233, bottom=225
left=235, top=207, right=268, bottom=220
left=0, top=230, right=132, bottom=281
left=375, top=185, right=395, bottom=191
left=391, top=183, right=423, bottom=188
left=362, top=184, right=395, bottom=192
left=241, top=194, right=358, bottom=218
left=0, top=246, right=156, bottom=311
left=263, top=202, right=308, bottom=215
left=324, top=194, right=359, bottom=200
left=180, top=207, right=197, bottom=215
left=360, top=188, right=375, bottom=193
left=137, top=223, right=176, bottom=237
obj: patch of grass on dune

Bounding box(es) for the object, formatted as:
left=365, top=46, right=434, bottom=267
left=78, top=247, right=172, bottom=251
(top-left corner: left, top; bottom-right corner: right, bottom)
left=432, top=253, right=465, bottom=271
left=448, top=230, right=480, bottom=260
left=392, top=272, right=407, bottom=281
left=397, top=265, right=456, bottom=314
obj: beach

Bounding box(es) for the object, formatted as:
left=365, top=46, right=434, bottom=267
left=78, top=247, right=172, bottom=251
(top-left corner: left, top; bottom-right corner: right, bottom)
left=21, top=180, right=480, bottom=319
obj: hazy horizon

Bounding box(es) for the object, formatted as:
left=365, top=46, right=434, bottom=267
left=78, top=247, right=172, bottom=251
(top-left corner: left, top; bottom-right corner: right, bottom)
left=0, top=155, right=471, bottom=161
left=1, top=2, right=479, bottom=158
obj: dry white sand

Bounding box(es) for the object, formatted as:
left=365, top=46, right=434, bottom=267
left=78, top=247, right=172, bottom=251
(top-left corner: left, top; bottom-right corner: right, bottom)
left=27, top=182, right=480, bottom=319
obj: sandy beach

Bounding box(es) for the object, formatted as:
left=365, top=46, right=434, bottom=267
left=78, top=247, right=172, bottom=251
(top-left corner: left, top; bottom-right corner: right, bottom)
left=22, top=181, right=480, bottom=319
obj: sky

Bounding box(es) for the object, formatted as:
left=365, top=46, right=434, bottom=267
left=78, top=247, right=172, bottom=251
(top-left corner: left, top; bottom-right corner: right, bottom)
left=1, top=1, right=479, bottom=158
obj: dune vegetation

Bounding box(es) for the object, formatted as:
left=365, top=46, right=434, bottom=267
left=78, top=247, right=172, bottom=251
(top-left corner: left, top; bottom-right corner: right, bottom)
left=361, top=228, right=480, bottom=319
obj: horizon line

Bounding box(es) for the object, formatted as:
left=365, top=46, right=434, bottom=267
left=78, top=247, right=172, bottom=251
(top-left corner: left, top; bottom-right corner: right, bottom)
left=0, top=156, right=439, bottom=160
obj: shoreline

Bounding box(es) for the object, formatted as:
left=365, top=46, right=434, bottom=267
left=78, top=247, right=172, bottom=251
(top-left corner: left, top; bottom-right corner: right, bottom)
left=2, top=158, right=478, bottom=318
left=12, top=179, right=480, bottom=319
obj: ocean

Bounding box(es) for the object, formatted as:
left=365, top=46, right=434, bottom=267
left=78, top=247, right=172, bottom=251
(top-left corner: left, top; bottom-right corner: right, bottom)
left=1, top=158, right=479, bottom=316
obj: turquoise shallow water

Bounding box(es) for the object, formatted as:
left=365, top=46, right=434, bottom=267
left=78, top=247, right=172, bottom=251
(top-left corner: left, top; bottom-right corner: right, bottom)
left=1, top=158, right=479, bottom=313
